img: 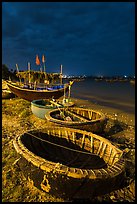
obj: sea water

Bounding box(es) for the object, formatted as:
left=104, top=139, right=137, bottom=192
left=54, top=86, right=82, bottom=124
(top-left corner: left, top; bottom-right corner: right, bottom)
left=71, top=78, right=135, bottom=114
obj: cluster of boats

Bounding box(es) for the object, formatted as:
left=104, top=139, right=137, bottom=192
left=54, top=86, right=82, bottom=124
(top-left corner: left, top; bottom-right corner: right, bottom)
left=3, top=67, right=126, bottom=200
left=95, top=77, right=135, bottom=84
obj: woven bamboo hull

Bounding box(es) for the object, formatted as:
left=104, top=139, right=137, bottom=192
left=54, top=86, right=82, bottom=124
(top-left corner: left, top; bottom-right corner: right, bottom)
left=45, top=107, right=107, bottom=133
left=13, top=127, right=125, bottom=200
left=6, top=81, right=69, bottom=102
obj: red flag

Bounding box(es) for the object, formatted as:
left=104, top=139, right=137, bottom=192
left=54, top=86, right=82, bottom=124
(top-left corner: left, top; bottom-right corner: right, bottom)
left=42, top=54, right=45, bottom=63
left=36, top=55, right=40, bottom=65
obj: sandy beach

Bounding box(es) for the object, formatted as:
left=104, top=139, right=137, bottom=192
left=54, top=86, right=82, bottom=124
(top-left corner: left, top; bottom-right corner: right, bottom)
left=2, top=96, right=135, bottom=202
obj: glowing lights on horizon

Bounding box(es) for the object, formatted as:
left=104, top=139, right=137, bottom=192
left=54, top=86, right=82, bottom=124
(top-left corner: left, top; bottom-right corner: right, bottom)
left=62, top=74, right=86, bottom=79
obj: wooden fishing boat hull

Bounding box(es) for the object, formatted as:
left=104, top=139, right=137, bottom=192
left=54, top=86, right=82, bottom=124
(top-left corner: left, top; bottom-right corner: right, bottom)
left=2, top=89, right=15, bottom=99
left=13, top=127, right=125, bottom=200
left=45, top=107, right=107, bottom=133
left=6, top=80, right=69, bottom=102
left=31, top=99, right=75, bottom=119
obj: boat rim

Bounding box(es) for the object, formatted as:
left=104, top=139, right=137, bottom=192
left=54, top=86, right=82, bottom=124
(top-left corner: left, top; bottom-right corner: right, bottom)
left=45, top=107, right=106, bottom=125
left=13, top=126, right=124, bottom=180
left=6, top=80, right=69, bottom=93
left=31, top=99, right=63, bottom=109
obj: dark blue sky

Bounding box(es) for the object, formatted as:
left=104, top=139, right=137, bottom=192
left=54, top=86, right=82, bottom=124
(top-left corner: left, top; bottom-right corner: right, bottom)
left=2, top=2, right=135, bottom=76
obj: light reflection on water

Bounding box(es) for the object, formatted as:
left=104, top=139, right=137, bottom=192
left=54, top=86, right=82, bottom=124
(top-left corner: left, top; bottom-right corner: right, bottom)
left=70, top=78, right=135, bottom=113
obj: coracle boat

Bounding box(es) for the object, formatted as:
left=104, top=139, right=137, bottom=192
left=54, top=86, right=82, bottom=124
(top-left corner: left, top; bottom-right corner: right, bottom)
left=6, top=80, right=70, bottom=102
left=31, top=99, right=75, bottom=119
left=13, top=127, right=125, bottom=200
left=31, top=99, right=63, bottom=119
left=45, top=107, right=107, bottom=133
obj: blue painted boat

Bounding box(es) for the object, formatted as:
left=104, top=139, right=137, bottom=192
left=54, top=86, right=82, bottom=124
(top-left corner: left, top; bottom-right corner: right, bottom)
left=31, top=98, right=75, bottom=119
left=6, top=80, right=71, bottom=102
left=31, top=99, right=63, bottom=119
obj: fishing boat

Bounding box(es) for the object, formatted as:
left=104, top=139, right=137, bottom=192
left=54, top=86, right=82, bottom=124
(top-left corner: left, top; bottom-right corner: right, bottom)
left=45, top=107, right=107, bottom=133
left=6, top=80, right=71, bottom=102
left=2, top=79, right=15, bottom=99
left=31, top=98, right=75, bottom=119
left=13, top=126, right=125, bottom=200
left=6, top=57, right=74, bottom=102
left=2, top=89, right=15, bottom=99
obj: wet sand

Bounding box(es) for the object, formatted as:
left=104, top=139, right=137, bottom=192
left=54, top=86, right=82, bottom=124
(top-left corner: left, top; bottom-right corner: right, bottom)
left=2, top=96, right=135, bottom=202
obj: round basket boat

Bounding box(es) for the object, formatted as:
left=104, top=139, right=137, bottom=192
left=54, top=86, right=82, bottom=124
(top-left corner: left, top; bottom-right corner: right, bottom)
left=31, top=99, right=63, bottom=119
left=13, top=126, right=125, bottom=200
left=31, top=99, right=74, bottom=119
left=45, top=107, right=107, bottom=133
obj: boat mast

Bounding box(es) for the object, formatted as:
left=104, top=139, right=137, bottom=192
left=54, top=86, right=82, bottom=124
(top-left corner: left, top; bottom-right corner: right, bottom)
left=60, top=64, right=63, bottom=85
left=68, top=81, right=74, bottom=100
left=36, top=54, right=41, bottom=72
left=16, top=64, right=19, bottom=73
left=28, top=62, right=31, bottom=84
left=16, top=64, right=21, bottom=84
left=63, top=83, right=66, bottom=102
left=68, top=84, right=71, bottom=100
left=42, top=54, right=46, bottom=73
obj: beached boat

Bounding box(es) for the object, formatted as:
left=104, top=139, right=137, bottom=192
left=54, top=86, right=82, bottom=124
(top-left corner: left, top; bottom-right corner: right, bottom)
left=13, top=127, right=125, bottom=200
left=31, top=99, right=75, bottom=119
left=6, top=80, right=71, bottom=102
left=45, top=107, right=107, bottom=133
left=2, top=79, right=15, bottom=99
left=31, top=99, right=63, bottom=119
left=2, top=89, right=15, bottom=99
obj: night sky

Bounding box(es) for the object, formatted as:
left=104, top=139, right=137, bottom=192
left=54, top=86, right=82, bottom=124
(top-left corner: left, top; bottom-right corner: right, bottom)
left=2, top=2, right=135, bottom=77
